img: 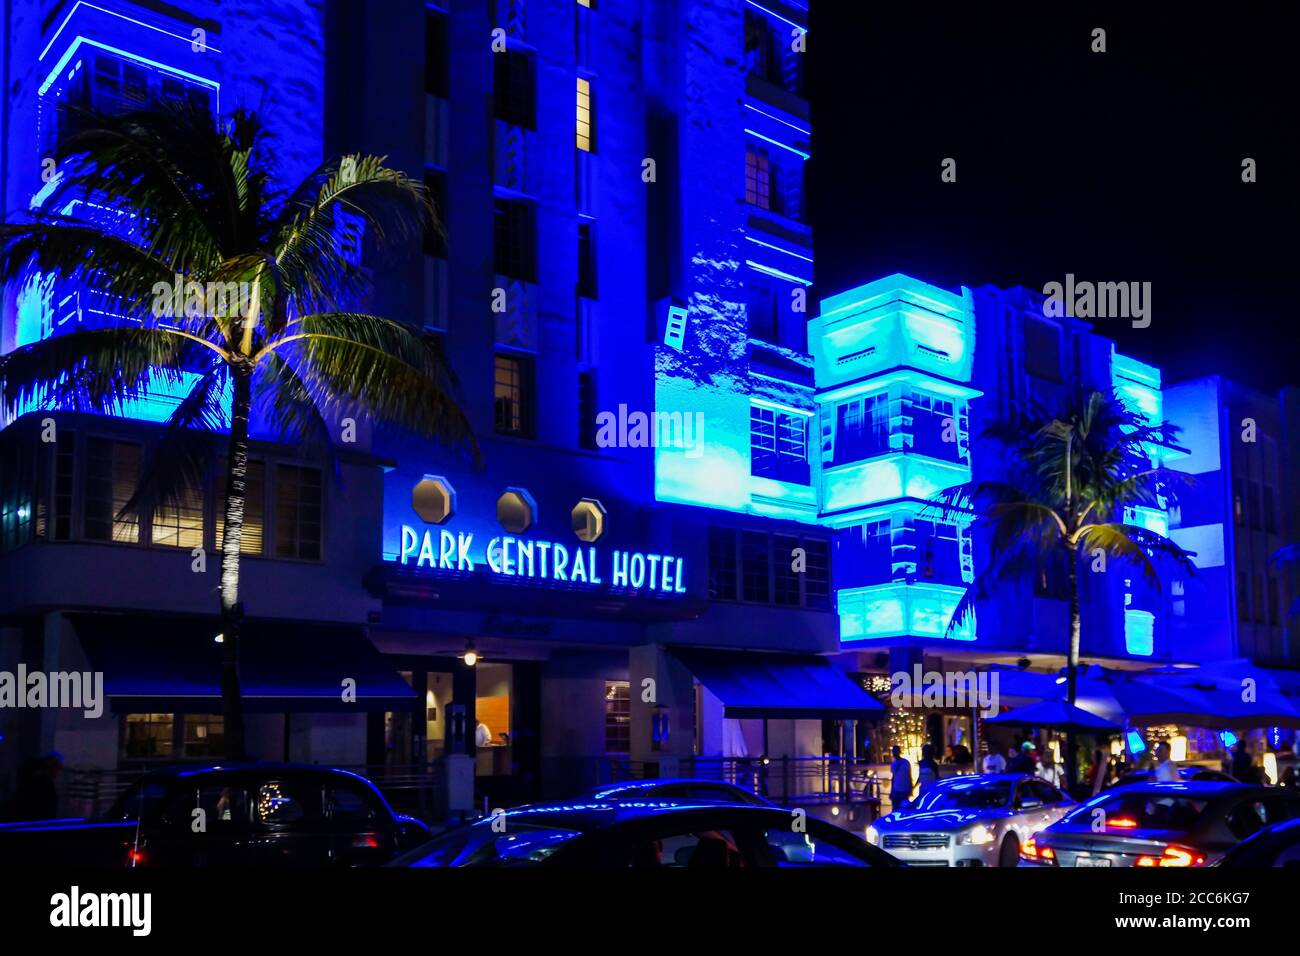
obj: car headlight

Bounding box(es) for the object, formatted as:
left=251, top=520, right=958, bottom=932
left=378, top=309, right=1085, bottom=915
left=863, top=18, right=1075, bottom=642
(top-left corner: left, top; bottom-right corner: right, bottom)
left=865, top=825, right=880, bottom=846
left=956, top=823, right=995, bottom=846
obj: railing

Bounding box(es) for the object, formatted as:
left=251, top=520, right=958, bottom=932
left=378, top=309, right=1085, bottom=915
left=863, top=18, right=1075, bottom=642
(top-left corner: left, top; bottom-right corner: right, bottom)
left=592, top=755, right=882, bottom=813
left=60, top=762, right=446, bottom=823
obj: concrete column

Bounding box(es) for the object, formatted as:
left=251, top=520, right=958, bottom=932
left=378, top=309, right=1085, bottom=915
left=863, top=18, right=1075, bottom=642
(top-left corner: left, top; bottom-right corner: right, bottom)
left=628, top=644, right=695, bottom=773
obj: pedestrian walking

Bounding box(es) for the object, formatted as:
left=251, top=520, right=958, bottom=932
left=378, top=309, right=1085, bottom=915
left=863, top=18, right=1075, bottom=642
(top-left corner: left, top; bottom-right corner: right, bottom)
left=889, top=745, right=914, bottom=810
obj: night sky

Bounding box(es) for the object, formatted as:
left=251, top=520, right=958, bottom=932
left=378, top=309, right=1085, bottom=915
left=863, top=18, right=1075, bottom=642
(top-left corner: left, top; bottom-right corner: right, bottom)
left=808, top=5, right=1298, bottom=391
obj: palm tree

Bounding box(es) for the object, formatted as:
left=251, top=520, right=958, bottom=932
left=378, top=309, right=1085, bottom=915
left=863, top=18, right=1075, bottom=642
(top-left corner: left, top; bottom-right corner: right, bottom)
left=933, top=390, right=1194, bottom=786
left=0, top=102, right=471, bottom=760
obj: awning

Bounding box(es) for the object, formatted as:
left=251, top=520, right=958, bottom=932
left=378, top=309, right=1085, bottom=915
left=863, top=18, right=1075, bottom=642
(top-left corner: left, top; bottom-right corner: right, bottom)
left=69, top=613, right=419, bottom=713
left=669, top=648, right=885, bottom=720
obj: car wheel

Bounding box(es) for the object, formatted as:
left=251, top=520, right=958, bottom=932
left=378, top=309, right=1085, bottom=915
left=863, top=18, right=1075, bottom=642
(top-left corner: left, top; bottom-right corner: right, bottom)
left=998, top=833, right=1020, bottom=868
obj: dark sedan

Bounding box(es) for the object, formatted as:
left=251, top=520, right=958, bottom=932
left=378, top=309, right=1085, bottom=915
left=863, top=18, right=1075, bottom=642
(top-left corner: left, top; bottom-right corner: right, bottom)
left=1023, top=782, right=1300, bottom=867
left=585, top=778, right=774, bottom=806
left=1215, top=818, right=1300, bottom=867
left=1106, top=767, right=1235, bottom=789
left=0, top=764, right=430, bottom=866
left=393, top=800, right=900, bottom=868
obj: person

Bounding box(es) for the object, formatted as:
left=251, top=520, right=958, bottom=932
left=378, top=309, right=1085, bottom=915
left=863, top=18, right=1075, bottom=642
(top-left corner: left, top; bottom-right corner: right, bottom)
left=1086, top=748, right=1111, bottom=796
left=983, top=745, right=1007, bottom=774
left=1008, top=741, right=1037, bottom=775
left=0, top=752, right=63, bottom=822
left=1152, top=741, right=1179, bottom=782
left=950, top=743, right=973, bottom=767
left=917, top=744, right=940, bottom=793
left=889, top=746, right=913, bottom=810
left=1038, top=748, right=1064, bottom=787
left=1231, top=741, right=1258, bottom=783
left=475, top=720, right=494, bottom=748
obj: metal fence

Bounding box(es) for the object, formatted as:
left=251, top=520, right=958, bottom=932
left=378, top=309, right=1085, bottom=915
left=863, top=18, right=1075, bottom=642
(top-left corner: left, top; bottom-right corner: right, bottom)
left=591, top=755, right=882, bottom=810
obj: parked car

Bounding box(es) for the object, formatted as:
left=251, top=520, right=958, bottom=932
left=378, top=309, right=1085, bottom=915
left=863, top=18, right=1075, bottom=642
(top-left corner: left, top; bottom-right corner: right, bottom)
left=1023, top=781, right=1300, bottom=867
left=865, top=774, right=1074, bottom=867
left=393, top=799, right=900, bottom=867
left=1215, top=817, right=1300, bottom=867
left=1107, top=766, right=1235, bottom=789
left=0, top=764, right=430, bottom=866
left=585, top=778, right=774, bottom=806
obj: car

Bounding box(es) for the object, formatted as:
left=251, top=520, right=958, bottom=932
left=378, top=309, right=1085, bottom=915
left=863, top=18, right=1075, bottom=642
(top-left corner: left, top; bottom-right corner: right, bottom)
left=1023, top=781, right=1300, bottom=867
left=1215, top=817, right=1300, bottom=867
left=864, top=774, right=1074, bottom=867
left=392, top=799, right=901, bottom=868
left=1106, top=766, right=1236, bottom=789
left=0, top=763, right=431, bottom=867
left=584, top=778, right=774, bottom=806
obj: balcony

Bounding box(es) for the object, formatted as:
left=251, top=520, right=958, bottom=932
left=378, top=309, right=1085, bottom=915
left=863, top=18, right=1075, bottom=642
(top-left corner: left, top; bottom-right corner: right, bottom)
left=838, top=582, right=974, bottom=643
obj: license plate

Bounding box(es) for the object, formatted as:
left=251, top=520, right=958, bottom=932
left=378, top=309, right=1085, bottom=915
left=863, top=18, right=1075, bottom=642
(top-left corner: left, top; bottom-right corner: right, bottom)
left=1076, top=855, right=1112, bottom=867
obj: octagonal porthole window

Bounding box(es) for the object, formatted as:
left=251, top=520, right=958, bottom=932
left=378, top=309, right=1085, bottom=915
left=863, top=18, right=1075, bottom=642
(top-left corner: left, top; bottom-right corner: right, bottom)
left=496, top=487, right=536, bottom=534
left=412, top=475, right=456, bottom=525
left=571, top=498, right=607, bottom=543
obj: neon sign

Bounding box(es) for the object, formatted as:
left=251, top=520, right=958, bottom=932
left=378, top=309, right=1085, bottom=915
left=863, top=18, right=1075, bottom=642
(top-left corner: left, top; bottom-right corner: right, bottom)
left=396, top=526, right=687, bottom=594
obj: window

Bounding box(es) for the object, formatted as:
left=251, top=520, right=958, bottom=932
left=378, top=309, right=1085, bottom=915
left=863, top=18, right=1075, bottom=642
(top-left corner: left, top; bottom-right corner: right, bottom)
left=743, top=10, right=804, bottom=95
left=578, top=370, right=598, bottom=450
left=83, top=438, right=141, bottom=543
left=1237, top=570, right=1251, bottom=623
left=604, top=680, right=630, bottom=754
left=746, top=281, right=778, bottom=342
left=745, top=147, right=771, bottom=210
left=124, top=713, right=175, bottom=759
left=1263, top=485, right=1277, bottom=533
left=493, top=198, right=536, bottom=281
left=181, top=714, right=224, bottom=758
left=253, top=781, right=321, bottom=827
left=494, top=49, right=535, bottom=129
left=151, top=477, right=204, bottom=549
left=161, top=786, right=247, bottom=830
left=275, top=464, right=322, bottom=560
left=1023, top=318, right=1062, bottom=382
left=425, top=11, right=450, bottom=97
left=832, top=393, right=890, bottom=465
left=424, top=171, right=448, bottom=258
left=577, top=219, right=597, bottom=297
left=329, top=785, right=380, bottom=825
left=576, top=76, right=594, bottom=151
left=1253, top=575, right=1266, bottom=625
left=53, top=436, right=74, bottom=540
left=1247, top=481, right=1261, bottom=529
left=494, top=354, right=535, bottom=437
left=1268, top=576, right=1280, bottom=626
left=708, top=527, right=738, bottom=600
left=750, top=406, right=809, bottom=485
left=709, top=527, right=830, bottom=609
left=1233, top=479, right=1245, bottom=526
left=216, top=459, right=265, bottom=555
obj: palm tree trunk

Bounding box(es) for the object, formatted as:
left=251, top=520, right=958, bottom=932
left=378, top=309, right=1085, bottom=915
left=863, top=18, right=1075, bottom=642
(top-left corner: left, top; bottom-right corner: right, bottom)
left=219, top=368, right=252, bottom=761
left=1065, top=544, right=1081, bottom=790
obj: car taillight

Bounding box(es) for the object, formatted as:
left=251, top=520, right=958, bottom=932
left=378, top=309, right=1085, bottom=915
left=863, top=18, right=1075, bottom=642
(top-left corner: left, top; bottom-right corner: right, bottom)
left=126, top=847, right=147, bottom=867
left=1107, top=817, right=1139, bottom=829
left=1135, top=846, right=1205, bottom=868
left=351, top=833, right=380, bottom=848
left=1020, top=837, right=1056, bottom=864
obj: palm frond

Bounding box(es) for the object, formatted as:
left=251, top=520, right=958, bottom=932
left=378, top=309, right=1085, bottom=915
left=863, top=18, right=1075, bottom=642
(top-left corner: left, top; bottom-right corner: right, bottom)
left=1075, top=522, right=1195, bottom=587
left=119, top=367, right=229, bottom=521
left=0, top=327, right=220, bottom=416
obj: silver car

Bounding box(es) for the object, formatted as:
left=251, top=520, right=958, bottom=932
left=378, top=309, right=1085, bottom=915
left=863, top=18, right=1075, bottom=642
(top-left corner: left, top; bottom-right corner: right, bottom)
left=865, top=774, right=1074, bottom=867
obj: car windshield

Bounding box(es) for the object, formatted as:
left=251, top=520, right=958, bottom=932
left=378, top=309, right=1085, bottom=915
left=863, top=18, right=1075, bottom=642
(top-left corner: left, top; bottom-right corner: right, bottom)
left=408, top=822, right=582, bottom=866
left=1064, top=793, right=1210, bottom=831
left=907, top=781, right=1011, bottom=810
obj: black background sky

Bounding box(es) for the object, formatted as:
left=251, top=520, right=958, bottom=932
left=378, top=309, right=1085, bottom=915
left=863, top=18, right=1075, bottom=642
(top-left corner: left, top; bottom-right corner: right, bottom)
left=808, top=4, right=1298, bottom=391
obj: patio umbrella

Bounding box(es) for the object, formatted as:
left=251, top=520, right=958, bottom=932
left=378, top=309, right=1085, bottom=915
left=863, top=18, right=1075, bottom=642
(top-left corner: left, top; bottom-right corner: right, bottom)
left=1136, top=679, right=1300, bottom=730
left=984, top=699, right=1121, bottom=734
left=1062, top=676, right=1219, bottom=726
